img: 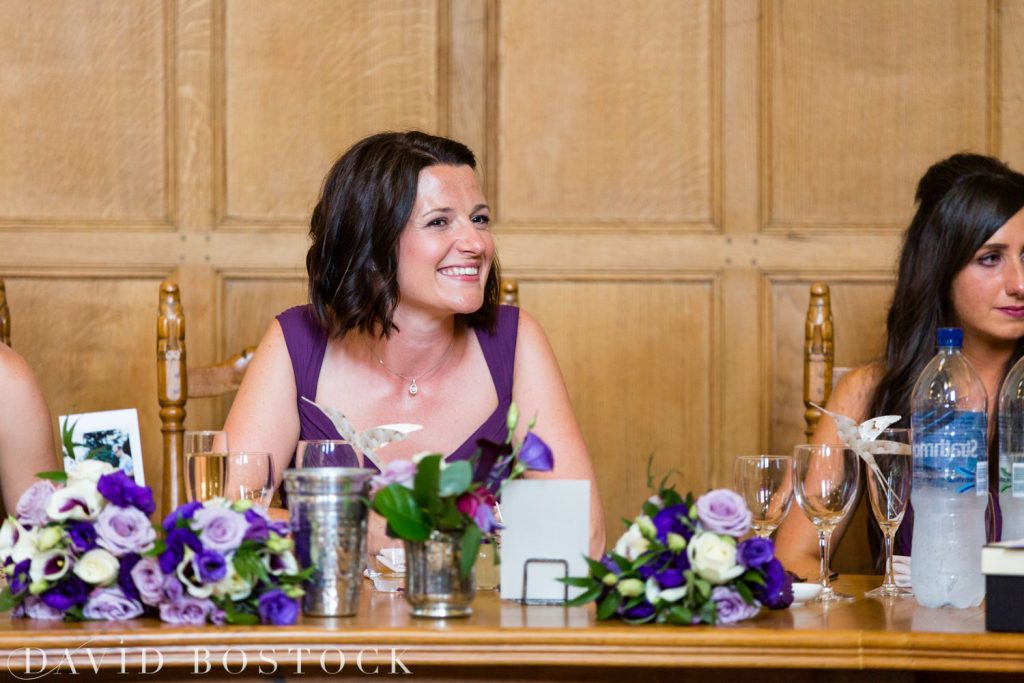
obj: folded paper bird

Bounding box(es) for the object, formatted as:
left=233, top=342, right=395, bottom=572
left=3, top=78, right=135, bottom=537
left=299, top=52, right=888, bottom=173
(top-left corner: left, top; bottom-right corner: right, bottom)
left=301, top=396, right=421, bottom=470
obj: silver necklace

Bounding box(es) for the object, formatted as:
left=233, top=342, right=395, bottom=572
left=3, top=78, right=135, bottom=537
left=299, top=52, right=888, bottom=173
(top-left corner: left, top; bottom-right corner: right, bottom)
left=368, top=336, right=456, bottom=396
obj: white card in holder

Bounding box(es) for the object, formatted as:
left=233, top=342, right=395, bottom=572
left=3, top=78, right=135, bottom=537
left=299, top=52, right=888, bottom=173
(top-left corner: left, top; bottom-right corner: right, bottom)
left=499, top=479, right=589, bottom=603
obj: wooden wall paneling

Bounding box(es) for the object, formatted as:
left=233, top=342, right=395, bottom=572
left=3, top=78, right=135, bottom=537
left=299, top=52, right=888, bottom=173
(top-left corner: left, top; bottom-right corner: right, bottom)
left=446, top=0, right=488, bottom=175
left=0, top=0, right=173, bottom=226
left=218, top=0, right=442, bottom=226
left=764, top=0, right=992, bottom=231
left=1003, top=0, right=1024, bottom=166
left=0, top=272, right=170, bottom=507
left=175, top=0, right=215, bottom=234
left=514, top=276, right=715, bottom=539
left=496, top=0, right=716, bottom=227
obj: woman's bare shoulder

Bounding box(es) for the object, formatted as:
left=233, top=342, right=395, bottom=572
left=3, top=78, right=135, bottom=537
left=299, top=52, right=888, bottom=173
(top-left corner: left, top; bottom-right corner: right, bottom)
left=829, top=360, right=885, bottom=421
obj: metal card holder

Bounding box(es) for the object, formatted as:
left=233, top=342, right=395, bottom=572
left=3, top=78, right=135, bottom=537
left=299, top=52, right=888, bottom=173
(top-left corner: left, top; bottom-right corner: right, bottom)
left=517, top=557, right=569, bottom=605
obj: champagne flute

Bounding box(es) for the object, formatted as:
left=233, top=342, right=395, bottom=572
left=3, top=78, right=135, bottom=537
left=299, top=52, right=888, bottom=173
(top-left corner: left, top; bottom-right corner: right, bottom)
left=793, top=444, right=860, bottom=602
left=733, top=455, right=793, bottom=538
left=184, top=430, right=229, bottom=503
left=864, top=428, right=913, bottom=598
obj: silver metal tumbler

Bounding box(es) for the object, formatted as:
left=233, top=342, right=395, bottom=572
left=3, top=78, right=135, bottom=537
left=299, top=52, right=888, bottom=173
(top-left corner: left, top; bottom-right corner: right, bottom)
left=284, top=467, right=373, bottom=617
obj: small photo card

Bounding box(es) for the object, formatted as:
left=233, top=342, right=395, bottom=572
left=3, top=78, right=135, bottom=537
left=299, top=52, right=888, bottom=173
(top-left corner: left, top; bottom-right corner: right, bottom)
left=59, top=409, right=144, bottom=486
left=499, top=479, right=589, bottom=603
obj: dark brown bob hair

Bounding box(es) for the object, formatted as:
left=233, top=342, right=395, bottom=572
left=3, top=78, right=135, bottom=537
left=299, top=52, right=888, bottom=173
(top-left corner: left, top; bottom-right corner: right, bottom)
left=306, top=131, right=500, bottom=339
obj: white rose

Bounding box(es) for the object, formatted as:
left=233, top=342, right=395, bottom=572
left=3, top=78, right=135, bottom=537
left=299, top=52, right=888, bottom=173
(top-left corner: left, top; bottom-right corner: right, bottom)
left=67, top=460, right=116, bottom=485
left=212, top=560, right=252, bottom=601
left=612, top=523, right=650, bottom=562
left=0, top=517, right=20, bottom=563
left=46, top=481, right=103, bottom=521
left=687, top=532, right=744, bottom=585
left=30, top=549, right=70, bottom=583
left=73, top=548, right=119, bottom=585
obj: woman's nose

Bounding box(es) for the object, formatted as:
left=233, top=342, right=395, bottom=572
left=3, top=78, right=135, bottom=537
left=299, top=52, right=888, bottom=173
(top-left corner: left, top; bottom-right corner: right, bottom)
left=1007, top=259, right=1024, bottom=295
left=455, top=219, right=485, bottom=253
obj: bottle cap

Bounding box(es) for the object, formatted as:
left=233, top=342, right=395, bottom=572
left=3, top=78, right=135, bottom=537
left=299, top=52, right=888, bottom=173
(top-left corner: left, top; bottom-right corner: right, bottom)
left=937, top=327, right=963, bottom=348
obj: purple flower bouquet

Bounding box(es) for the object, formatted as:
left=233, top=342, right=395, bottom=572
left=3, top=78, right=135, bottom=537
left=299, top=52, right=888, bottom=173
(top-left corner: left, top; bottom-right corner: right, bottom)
left=563, top=469, right=792, bottom=625
left=0, top=463, right=156, bottom=621
left=150, top=499, right=309, bottom=625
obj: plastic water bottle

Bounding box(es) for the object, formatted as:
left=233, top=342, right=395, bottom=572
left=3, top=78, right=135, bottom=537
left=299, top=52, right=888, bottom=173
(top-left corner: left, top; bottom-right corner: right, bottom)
left=999, top=355, right=1024, bottom=542
left=910, top=327, right=988, bottom=608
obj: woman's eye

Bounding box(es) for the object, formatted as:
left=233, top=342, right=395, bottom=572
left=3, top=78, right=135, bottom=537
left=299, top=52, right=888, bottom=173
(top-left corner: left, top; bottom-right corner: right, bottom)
left=978, top=252, right=1001, bottom=266
left=428, top=217, right=448, bottom=227
left=472, top=215, right=491, bottom=226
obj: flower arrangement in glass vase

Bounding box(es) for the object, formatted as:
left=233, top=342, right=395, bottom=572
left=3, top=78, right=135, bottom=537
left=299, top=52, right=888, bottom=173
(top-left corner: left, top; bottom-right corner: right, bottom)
left=370, top=404, right=552, bottom=578
left=0, top=462, right=157, bottom=621
left=147, top=498, right=312, bottom=625
left=564, top=464, right=792, bottom=625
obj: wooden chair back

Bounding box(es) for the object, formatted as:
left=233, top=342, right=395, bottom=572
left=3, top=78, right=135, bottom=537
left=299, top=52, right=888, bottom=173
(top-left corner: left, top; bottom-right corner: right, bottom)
left=157, top=279, right=255, bottom=515
left=501, top=279, right=519, bottom=307
left=803, top=282, right=834, bottom=439
left=0, top=278, right=10, bottom=347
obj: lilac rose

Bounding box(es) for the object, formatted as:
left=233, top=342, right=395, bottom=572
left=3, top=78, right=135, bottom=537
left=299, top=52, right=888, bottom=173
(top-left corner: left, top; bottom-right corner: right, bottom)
left=257, top=589, right=299, bottom=625
left=83, top=587, right=144, bottom=621
left=17, top=596, right=63, bottom=620
left=159, top=596, right=215, bottom=625
left=192, top=506, right=247, bottom=553
left=370, top=460, right=418, bottom=495
left=16, top=480, right=56, bottom=528
left=130, top=556, right=166, bottom=606
left=695, top=489, right=752, bottom=537
left=97, top=471, right=155, bottom=515
left=711, top=586, right=760, bottom=624
left=737, top=537, right=775, bottom=569
left=95, top=505, right=156, bottom=556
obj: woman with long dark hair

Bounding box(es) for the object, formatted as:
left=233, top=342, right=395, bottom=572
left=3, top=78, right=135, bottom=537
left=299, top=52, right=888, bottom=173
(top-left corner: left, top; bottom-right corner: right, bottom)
left=776, top=153, right=1024, bottom=579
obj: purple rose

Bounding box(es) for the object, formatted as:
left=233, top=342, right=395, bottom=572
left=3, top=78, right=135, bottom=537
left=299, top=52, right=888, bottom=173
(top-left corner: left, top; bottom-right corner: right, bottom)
left=737, top=537, right=775, bottom=569
left=8, top=559, right=31, bottom=595
left=257, top=589, right=299, bottom=625
left=243, top=509, right=270, bottom=542
left=83, top=587, right=144, bottom=621
left=652, top=503, right=692, bottom=543
left=518, top=433, right=554, bottom=472
left=211, top=608, right=227, bottom=626
left=68, top=520, right=98, bottom=552
left=695, top=489, right=752, bottom=537
left=195, top=549, right=227, bottom=583
left=163, top=500, right=203, bottom=531
left=711, top=586, right=760, bottom=624
left=162, top=575, right=184, bottom=602
left=16, top=480, right=56, bottom=528
left=655, top=567, right=685, bottom=589
left=95, top=505, right=156, bottom=556
left=97, top=471, right=156, bottom=515
left=17, top=596, right=63, bottom=620
left=619, top=600, right=656, bottom=621
left=159, top=527, right=202, bottom=574
left=40, top=575, right=89, bottom=611
left=370, top=460, right=418, bottom=495
left=118, top=553, right=142, bottom=602
left=130, top=556, right=166, bottom=606
left=159, top=596, right=215, bottom=625
left=755, top=559, right=793, bottom=610
left=192, top=506, right=247, bottom=553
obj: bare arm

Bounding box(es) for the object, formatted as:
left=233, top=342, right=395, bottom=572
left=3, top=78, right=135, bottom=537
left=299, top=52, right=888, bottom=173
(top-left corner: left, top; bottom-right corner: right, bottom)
left=223, top=321, right=301, bottom=491
left=511, top=310, right=607, bottom=558
left=773, top=363, right=880, bottom=579
left=0, top=345, right=58, bottom=511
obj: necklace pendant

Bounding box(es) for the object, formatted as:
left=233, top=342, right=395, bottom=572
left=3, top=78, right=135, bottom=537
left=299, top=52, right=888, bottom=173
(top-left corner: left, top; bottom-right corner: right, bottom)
left=408, top=379, right=418, bottom=396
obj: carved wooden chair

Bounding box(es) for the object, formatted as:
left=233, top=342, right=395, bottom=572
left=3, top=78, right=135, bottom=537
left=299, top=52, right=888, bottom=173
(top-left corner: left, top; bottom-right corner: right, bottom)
left=803, top=282, right=835, bottom=439
left=157, top=280, right=255, bottom=515
left=501, top=279, right=519, bottom=307
left=0, top=277, right=10, bottom=347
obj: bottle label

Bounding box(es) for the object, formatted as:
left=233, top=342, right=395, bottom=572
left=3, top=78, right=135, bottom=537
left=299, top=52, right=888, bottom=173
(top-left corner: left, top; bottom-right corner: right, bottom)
left=912, top=409, right=986, bottom=493
left=1014, top=463, right=1024, bottom=498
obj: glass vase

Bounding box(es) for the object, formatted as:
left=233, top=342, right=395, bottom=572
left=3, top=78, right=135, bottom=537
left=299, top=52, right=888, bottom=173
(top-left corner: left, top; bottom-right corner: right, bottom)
left=404, top=530, right=476, bottom=618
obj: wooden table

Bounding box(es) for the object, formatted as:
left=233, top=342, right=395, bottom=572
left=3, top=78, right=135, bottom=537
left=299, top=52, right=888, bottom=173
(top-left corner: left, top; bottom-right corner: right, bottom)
left=0, top=576, right=1021, bottom=682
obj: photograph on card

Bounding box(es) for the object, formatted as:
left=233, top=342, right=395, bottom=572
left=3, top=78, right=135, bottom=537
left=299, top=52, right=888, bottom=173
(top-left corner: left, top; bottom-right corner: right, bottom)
left=59, top=408, right=145, bottom=485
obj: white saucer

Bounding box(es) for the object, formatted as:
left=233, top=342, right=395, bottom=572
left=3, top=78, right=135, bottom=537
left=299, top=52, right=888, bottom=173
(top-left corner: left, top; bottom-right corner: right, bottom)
left=790, top=582, right=822, bottom=606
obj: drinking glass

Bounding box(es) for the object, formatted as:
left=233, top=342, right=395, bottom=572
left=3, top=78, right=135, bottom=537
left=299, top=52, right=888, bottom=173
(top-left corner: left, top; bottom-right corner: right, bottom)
left=733, top=455, right=793, bottom=538
left=296, top=439, right=362, bottom=469
left=793, top=444, right=860, bottom=602
left=186, top=450, right=274, bottom=508
left=864, top=428, right=913, bottom=598
left=183, top=430, right=228, bottom=502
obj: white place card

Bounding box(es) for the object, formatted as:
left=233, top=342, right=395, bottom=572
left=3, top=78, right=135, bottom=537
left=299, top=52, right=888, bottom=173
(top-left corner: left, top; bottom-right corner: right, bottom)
left=499, top=480, right=589, bottom=602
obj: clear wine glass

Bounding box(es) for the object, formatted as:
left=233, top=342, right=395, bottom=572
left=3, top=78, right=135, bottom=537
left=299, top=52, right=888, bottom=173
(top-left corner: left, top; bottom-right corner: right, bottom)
left=184, top=430, right=228, bottom=503
left=863, top=428, right=913, bottom=598
left=296, top=439, right=361, bottom=468
left=733, top=455, right=793, bottom=538
left=793, top=443, right=860, bottom=603
left=224, top=451, right=274, bottom=509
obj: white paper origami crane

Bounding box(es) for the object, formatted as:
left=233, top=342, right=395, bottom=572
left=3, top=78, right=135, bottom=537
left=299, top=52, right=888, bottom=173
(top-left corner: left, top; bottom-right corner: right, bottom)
left=301, top=396, right=421, bottom=470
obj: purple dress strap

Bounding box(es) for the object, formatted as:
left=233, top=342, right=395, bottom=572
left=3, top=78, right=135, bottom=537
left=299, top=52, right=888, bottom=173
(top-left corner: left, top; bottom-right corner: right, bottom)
left=276, top=305, right=519, bottom=471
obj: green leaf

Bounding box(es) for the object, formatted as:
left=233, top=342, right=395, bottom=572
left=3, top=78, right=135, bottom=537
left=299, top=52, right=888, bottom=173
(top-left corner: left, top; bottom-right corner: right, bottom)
left=436, top=498, right=466, bottom=530
left=559, top=576, right=595, bottom=588
left=609, top=553, right=631, bottom=572
left=438, top=461, right=472, bottom=497
left=65, top=605, right=84, bottom=622
left=35, top=470, right=68, bottom=484
left=735, top=580, right=755, bottom=605
left=60, top=417, right=78, bottom=462
left=233, top=546, right=269, bottom=585
left=412, top=454, right=443, bottom=516
left=0, top=588, right=18, bottom=613
left=373, top=484, right=431, bottom=541
left=596, top=590, right=622, bottom=620
left=665, top=605, right=693, bottom=625
left=565, top=583, right=602, bottom=607
left=459, top=524, right=483, bottom=578
left=742, top=569, right=766, bottom=587
left=694, top=578, right=711, bottom=599
left=584, top=556, right=610, bottom=579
